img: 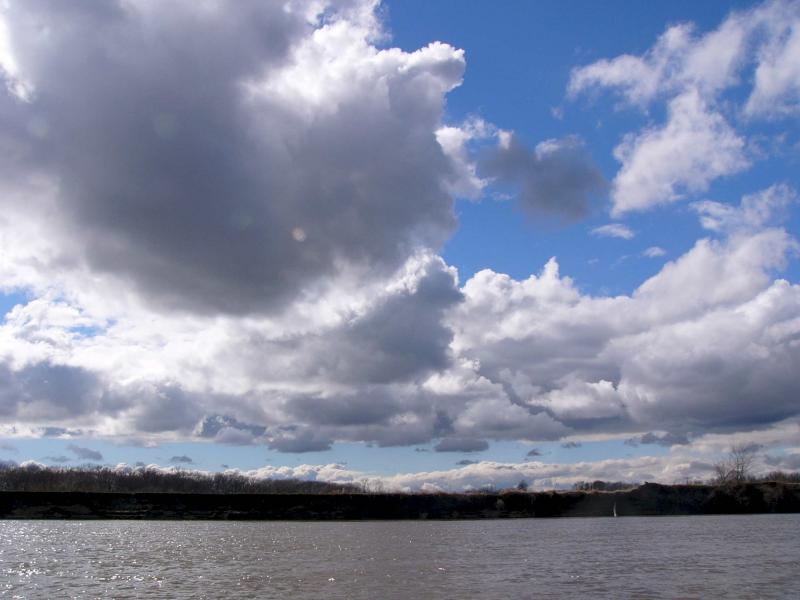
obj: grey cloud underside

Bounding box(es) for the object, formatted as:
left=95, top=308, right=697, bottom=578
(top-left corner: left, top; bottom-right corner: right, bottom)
left=1, top=0, right=458, bottom=315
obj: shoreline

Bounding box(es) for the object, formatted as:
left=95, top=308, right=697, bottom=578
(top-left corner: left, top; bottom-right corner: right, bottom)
left=1, top=482, right=799, bottom=520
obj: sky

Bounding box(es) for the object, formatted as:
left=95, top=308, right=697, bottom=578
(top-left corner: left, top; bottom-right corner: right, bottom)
left=0, top=0, right=799, bottom=492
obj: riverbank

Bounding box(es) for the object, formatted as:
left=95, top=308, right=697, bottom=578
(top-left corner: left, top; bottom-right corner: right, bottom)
left=1, top=482, right=798, bottom=519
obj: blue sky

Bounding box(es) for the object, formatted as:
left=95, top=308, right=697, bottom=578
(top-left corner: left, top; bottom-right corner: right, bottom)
left=0, top=0, right=799, bottom=490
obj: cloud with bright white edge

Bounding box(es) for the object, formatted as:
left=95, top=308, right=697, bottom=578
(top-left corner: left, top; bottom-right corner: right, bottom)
left=0, top=0, right=798, bottom=489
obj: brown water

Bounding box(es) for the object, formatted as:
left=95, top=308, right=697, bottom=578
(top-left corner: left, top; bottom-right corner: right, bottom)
left=1, top=515, right=798, bottom=598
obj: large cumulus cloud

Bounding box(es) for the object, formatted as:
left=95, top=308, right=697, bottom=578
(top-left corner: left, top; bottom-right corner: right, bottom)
left=449, top=185, right=800, bottom=440
left=0, top=0, right=462, bottom=315
left=0, top=0, right=798, bottom=464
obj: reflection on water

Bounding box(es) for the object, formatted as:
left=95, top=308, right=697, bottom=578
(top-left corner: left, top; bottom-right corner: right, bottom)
left=1, top=514, right=798, bottom=598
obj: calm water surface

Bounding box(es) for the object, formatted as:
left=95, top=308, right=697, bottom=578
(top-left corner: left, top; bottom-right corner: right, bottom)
left=1, top=515, right=798, bottom=598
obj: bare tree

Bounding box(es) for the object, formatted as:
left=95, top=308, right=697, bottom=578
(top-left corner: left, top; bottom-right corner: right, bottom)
left=713, top=444, right=758, bottom=485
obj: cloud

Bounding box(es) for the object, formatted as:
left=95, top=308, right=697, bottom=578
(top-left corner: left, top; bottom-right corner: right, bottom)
left=692, top=184, right=796, bottom=233
left=561, top=441, right=582, bottom=449
left=625, top=432, right=690, bottom=447
left=434, top=438, right=490, bottom=453
left=44, top=455, right=71, bottom=463
left=67, top=444, right=103, bottom=461
left=456, top=459, right=478, bottom=466
left=169, top=455, right=194, bottom=465
left=478, top=134, right=606, bottom=221
left=745, top=2, right=800, bottom=117
left=569, top=0, right=800, bottom=215
left=569, top=1, right=799, bottom=114
left=0, top=0, right=464, bottom=316
left=267, top=428, right=333, bottom=454
left=610, top=91, right=748, bottom=215
left=233, top=452, right=722, bottom=492
left=643, top=246, right=667, bottom=258
left=592, top=224, right=635, bottom=240
left=526, top=448, right=543, bottom=457
left=0, top=1, right=796, bottom=462
left=450, top=188, right=800, bottom=437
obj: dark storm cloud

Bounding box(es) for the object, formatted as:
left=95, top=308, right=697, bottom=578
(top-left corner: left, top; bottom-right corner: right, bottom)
left=67, top=444, right=103, bottom=461
left=434, top=438, right=489, bottom=453
left=479, top=134, right=606, bottom=221
left=0, top=0, right=461, bottom=315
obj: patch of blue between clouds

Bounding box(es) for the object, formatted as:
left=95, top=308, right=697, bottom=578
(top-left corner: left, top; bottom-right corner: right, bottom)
left=0, top=291, right=29, bottom=319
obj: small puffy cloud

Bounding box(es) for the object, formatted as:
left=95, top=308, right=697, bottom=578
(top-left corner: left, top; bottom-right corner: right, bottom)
left=456, top=459, right=478, bottom=466
left=561, top=441, right=582, bottom=449
left=625, top=432, right=690, bottom=447
left=169, top=455, right=194, bottom=465
left=643, top=246, right=667, bottom=258
left=267, top=427, right=333, bottom=454
left=44, top=455, right=71, bottom=463
left=434, top=438, right=490, bottom=453
left=67, top=444, right=103, bottom=461
left=479, top=134, right=606, bottom=221
left=592, top=223, right=635, bottom=240
left=526, top=448, right=543, bottom=457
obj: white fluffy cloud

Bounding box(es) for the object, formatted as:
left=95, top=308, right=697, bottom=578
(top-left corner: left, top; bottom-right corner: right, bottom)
left=449, top=187, right=800, bottom=437
left=610, top=90, right=748, bottom=214
left=591, top=223, right=635, bottom=239
left=570, top=0, right=800, bottom=214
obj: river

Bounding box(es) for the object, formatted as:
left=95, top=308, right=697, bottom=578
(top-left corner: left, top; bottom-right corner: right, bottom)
left=1, top=514, right=798, bottom=598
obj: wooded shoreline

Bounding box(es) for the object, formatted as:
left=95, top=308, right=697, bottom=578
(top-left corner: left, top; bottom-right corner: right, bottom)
left=2, top=482, right=798, bottom=520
